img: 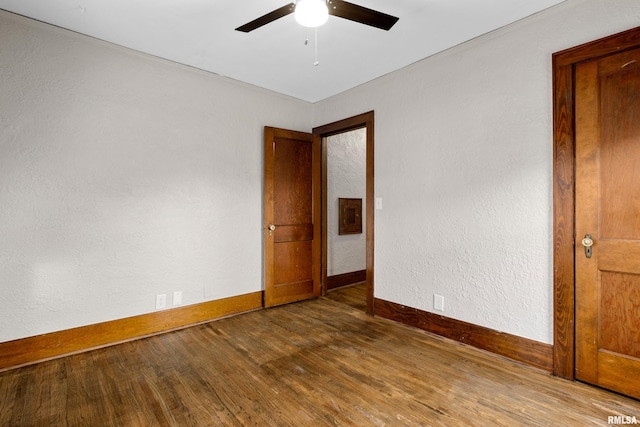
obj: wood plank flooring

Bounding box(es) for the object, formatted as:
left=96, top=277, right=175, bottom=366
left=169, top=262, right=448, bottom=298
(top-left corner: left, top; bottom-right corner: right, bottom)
left=1, top=284, right=639, bottom=426
left=325, top=282, right=367, bottom=311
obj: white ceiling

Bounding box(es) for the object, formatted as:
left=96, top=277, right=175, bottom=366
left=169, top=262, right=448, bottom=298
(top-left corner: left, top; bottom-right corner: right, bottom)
left=0, top=0, right=565, bottom=102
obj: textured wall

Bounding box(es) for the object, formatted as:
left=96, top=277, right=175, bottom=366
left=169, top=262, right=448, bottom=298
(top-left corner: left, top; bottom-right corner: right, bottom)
left=4, top=0, right=640, bottom=347
left=313, top=0, right=640, bottom=344
left=326, top=129, right=366, bottom=276
left=0, top=11, right=312, bottom=342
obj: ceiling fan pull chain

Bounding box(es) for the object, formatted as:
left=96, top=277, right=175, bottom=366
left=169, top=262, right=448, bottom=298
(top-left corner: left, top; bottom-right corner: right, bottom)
left=314, top=27, right=320, bottom=66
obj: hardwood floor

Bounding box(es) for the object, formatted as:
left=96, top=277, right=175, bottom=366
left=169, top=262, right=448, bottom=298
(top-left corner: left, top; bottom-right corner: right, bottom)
left=1, top=286, right=639, bottom=426
left=325, top=282, right=367, bottom=311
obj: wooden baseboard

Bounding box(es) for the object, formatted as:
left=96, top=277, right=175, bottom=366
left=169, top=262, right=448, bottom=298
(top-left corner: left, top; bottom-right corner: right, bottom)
left=0, top=291, right=263, bottom=372
left=326, top=270, right=366, bottom=290
left=374, top=298, right=553, bottom=372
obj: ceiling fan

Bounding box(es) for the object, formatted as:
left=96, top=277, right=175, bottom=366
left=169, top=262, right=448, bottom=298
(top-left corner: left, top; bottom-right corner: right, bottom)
left=235, top=0, right=399, bottom=33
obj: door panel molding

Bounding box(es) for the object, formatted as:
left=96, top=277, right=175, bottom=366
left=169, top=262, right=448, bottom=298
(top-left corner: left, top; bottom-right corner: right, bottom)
left=314, top=111, right=375, bottom=314
left=553, top=25, right=640, bottom=380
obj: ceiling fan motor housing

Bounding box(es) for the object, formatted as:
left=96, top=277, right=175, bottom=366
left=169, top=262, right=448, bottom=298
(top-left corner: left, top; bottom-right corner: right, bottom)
left=295, top=0, right=329, bottom=28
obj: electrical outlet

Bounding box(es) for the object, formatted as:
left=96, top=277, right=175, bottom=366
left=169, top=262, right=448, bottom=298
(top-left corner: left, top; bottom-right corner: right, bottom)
left=173, top=291, right=182, bottom=306
left=434, top=294, right=444, bottom=312
left=156, top=294, right=167, bottom=310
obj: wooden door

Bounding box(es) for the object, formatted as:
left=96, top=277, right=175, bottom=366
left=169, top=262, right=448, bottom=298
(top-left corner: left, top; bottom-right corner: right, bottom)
left=264, top=126, right=321, bottom=307
left=575, top=47, right=640, bottom=399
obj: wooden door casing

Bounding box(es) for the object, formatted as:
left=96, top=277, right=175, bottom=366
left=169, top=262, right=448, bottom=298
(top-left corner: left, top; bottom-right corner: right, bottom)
left=314, top=111, right=375, bottom=314
left=264, top=127, right=321, bottom=307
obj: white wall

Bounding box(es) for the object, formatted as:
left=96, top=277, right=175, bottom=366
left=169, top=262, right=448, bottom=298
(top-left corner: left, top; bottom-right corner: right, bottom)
left=326, top=128, right=366, bottom=277
left=0, top=11, right=313, bottom=342
left=313, top=0, right=640, bottom=344
left=3, top=0, right=640, bottom=347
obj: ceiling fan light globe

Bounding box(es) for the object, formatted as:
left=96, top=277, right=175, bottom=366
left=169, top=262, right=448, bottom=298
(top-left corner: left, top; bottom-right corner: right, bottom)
left=295, top=0, right=329, bottom=28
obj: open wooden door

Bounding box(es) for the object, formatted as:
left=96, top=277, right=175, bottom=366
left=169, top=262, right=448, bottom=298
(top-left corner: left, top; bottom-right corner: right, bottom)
left=264, top=126, right=321, bottom=307
left=575, top=47, right=640, bottom=399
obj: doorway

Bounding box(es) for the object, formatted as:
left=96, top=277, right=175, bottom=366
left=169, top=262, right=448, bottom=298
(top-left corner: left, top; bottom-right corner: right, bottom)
left=553, top=26, right=640, bottom=398
left=262, top=112, right=375, bottom=313
left=314, top=111, right=375, bottom=314
left=323, top=128, right=367, bottom=311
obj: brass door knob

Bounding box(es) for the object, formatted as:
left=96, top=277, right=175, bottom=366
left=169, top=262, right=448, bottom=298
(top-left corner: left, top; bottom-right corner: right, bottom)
left=581, top=234, right=594, bottom=258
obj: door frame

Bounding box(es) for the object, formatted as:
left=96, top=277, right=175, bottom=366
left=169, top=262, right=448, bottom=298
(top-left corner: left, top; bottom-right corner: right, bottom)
left=314, top=111, right=375, bottom=314
left=552, top=26, right=640, bottom=380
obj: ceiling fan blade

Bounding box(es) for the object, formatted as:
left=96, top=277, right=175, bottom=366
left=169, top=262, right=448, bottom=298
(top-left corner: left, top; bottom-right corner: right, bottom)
left=235, top=3, right=295, bottom=33
left=328, top=0, right=399, bottom=30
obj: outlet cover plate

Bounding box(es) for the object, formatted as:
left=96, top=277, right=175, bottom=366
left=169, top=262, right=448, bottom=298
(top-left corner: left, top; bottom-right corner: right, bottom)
left=434, top=294, right=444, bottom=312
left=156, top=294, right=167, bottom=310
left=173, top=291, right=183, bottom=306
